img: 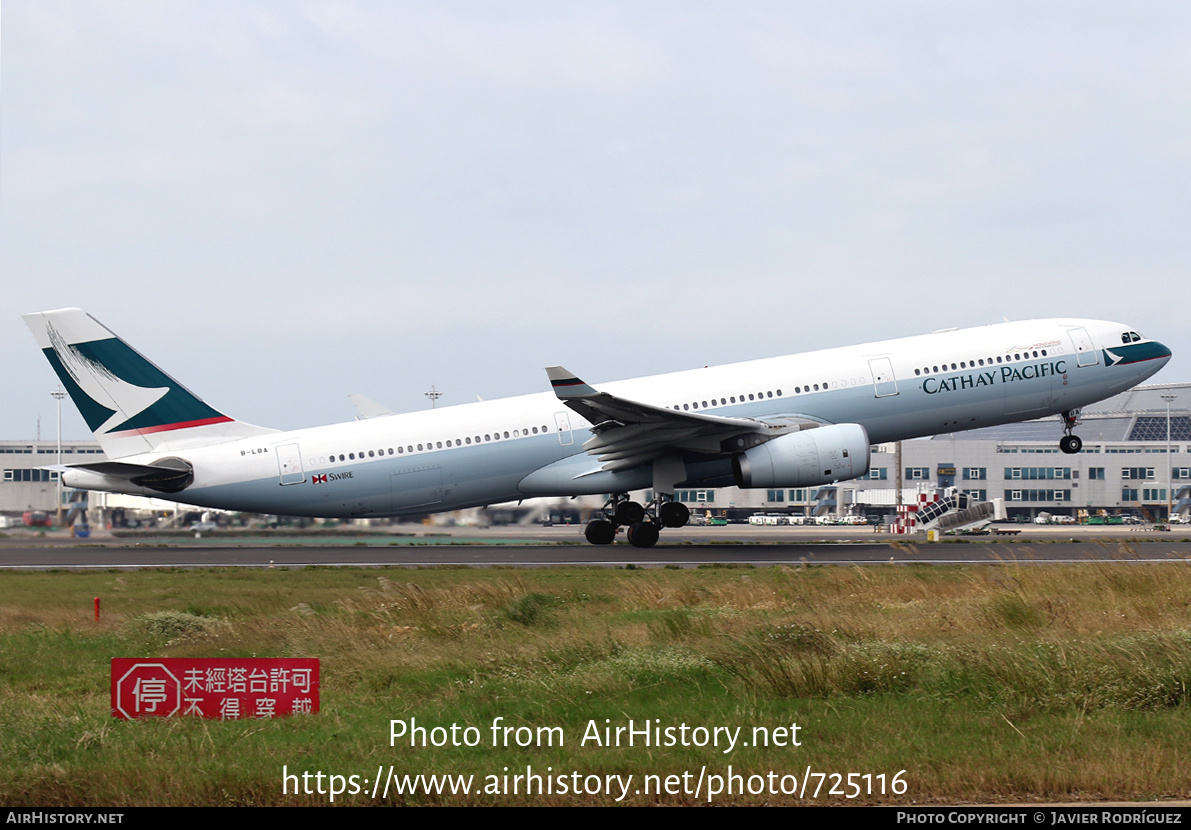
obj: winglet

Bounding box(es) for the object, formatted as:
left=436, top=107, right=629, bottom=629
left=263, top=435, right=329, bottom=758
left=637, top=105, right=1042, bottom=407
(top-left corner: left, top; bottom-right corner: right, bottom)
left=545, top=366, right=598, bottom=399
left=348, top=394, right=395, bottom=419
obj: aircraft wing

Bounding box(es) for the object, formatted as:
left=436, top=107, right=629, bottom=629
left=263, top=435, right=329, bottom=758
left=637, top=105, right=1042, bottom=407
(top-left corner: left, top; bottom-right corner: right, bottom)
left=545, top=366, right=823, bottom=471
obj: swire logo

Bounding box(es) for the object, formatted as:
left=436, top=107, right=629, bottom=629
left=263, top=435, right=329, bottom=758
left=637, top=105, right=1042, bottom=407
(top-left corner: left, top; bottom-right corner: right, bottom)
left=312, top=472, right=353, bottom=485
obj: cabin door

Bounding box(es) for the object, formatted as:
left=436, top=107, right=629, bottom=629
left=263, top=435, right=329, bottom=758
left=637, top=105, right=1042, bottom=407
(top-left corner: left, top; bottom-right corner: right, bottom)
left=276, top=443, right=306, bottom=485
left=1068, top=327, right=1100, bottom=368
left=555, top=411, right=574, bottom=446
left=868, top=357, right=899, bottom=397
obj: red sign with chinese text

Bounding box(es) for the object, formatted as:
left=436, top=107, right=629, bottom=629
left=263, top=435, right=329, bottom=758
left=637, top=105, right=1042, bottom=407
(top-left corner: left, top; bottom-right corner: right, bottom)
left=111, top=658, right=319, bottom=720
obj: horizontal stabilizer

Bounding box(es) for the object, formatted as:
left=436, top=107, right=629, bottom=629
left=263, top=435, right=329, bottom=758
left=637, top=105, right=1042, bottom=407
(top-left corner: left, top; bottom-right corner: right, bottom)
left=56, top=458, right=194, bottom=494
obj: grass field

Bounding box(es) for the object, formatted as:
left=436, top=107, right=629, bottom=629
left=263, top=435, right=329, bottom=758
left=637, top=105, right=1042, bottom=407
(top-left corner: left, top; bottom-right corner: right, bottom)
left=3, top=558, right=1191, bottom=805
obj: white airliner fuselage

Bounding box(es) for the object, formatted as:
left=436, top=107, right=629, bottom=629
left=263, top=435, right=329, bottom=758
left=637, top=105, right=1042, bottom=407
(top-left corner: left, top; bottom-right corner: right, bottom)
left=22, top=311, right=1171, bottom=546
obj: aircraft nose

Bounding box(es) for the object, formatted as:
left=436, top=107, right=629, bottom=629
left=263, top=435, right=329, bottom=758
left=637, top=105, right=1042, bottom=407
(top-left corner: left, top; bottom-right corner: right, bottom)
left=1141, top=340, right=1173, bottom=377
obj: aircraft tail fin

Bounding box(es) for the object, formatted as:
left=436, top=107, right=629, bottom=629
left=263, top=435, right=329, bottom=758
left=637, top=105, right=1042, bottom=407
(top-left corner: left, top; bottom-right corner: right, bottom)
left=22, top=308, right=276, bottom=459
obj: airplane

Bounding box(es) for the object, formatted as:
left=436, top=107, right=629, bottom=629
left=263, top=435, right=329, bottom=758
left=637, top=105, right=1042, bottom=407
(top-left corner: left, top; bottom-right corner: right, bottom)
left=22, top=309, right=1171, bottom=547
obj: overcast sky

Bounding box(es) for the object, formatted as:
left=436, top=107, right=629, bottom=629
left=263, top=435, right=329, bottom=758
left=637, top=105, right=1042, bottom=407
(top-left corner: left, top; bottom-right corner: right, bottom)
left=3, top=1, right=1189, bottom=441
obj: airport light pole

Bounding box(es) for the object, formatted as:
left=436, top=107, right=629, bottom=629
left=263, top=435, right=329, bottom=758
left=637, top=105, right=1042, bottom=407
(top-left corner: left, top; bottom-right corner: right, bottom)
left=51, top=386, right=66, bottom=527
left=1163, top=394, right=1177, bottom=523
left=425, top=385, right=442, bottom=409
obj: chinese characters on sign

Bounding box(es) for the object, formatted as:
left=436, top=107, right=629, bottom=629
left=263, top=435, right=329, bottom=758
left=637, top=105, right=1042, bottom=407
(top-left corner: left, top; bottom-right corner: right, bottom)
left=111, top=658, right=320, bottom=720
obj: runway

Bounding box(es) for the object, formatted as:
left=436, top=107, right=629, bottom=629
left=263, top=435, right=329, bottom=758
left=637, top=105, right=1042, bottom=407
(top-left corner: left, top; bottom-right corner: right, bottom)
left=2, top=525, right=1190, bottom=568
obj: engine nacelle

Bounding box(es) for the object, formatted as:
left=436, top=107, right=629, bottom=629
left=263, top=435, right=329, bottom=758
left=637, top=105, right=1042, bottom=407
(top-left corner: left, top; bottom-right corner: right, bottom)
left=732, top=424, right=870, bottom=489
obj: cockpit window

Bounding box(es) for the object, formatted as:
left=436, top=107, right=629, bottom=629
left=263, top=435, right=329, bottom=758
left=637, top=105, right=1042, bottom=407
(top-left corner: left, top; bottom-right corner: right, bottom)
left=1122, top=331, right=1142, bottom=343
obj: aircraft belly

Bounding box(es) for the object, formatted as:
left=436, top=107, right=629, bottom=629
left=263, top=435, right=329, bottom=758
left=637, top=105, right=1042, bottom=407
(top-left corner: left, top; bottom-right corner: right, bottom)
left=518, top=452, right=651, bottom=496
left=862, top=376, right=1009, bottom=444
left=1005, top=383, right=1054, bottom=417
left=175, top=458, right=391, bottom=517
left=166, top=439, right=571, bottom=519
left=164, top=477, right=304, bottom=515
left=389, top=437, right=570, bottom=515
left=390, top=466, right=443, bottom=511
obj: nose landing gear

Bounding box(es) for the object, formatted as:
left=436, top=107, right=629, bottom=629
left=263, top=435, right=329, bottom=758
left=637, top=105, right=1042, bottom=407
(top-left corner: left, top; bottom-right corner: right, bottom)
left=1059, top=410, right=1083, bottom=454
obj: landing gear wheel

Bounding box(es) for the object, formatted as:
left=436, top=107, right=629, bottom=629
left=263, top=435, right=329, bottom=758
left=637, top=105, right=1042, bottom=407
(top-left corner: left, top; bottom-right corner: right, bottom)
left=1060, top=434, right=1083, bottom=455
left=585, top=519, right=616, bottom=545
left=626, top=521, right=660, bottom=548
left=658, top=501, right=690, bottom=528
left=614, top=501, right=646, bottom=525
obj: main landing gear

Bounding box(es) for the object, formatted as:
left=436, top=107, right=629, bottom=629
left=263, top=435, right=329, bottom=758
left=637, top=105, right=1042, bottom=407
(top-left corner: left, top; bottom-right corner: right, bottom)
left=1059, top=409, right=1083, bottom=455
left=584, top=493, right=691, bottom=548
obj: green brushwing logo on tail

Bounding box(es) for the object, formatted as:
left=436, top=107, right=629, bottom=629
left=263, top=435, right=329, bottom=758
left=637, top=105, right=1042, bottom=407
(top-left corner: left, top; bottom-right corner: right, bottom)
left=44, top=325, right=231, bottom=436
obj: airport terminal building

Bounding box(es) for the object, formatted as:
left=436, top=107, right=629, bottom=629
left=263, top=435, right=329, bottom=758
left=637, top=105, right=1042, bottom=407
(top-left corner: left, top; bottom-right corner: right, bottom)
left=3, top=382, right=1189, bottom=526
left=0, top=441, right=104, bottom=523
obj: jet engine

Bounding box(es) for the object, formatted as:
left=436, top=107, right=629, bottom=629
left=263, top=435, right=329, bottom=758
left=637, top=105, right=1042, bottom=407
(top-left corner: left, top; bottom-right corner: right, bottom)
left=732, top=423, right=870, bottom=489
